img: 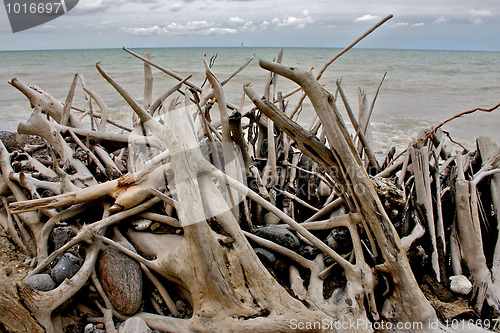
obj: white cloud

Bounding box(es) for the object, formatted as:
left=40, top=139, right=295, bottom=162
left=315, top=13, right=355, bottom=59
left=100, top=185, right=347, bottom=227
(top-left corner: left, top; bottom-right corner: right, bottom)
left=355, top=14, right=380, bottom=23
left=271, top=11, right=313, bottom=28
left=120, top=25, right=165, bottom=36
left=229, top=16, right=245, bottom=23
left=394, top=22, right=409, bottom=27
left=208, top=27, right=237, bottom=34
left=469, top=9, right=493, bottom=17
left=412, top=23, right=425, bottom=27
left=120, top=21, right=237, bottom=36
left=168, top=20, right=210, bottom=32
left=259, top=21, right=269, bottom=29
left=241, top=21, right=255, bottom=31
left=434, top=16, right=448, bottom=24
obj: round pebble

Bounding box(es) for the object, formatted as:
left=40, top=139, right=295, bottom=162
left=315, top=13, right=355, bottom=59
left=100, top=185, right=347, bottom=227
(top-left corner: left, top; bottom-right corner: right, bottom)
left=449, top=275, right=473, bottom=295
left=51, top=253, right=83, bottom=284
left=25, top=273, right=56, bottom=292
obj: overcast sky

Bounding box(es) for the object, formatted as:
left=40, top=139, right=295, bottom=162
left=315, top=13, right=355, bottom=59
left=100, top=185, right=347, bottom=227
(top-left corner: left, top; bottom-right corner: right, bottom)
left=0, top=0, right=499, bottom=51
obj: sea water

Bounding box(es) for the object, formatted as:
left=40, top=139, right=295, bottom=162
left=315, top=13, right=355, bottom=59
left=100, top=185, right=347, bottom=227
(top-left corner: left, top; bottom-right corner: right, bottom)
left=0, top=47, right=498, bottom=155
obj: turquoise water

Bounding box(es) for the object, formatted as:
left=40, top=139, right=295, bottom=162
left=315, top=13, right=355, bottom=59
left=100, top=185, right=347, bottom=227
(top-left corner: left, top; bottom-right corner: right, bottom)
left=0, top=47, right=499, bottom=154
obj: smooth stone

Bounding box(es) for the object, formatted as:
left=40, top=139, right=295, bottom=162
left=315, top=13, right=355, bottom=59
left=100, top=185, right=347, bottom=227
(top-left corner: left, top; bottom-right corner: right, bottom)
left=318, top=180, right=331, bottom=197
left=253, top=225, right=300, bottom=250
left=449, top=275, right=473, bottom=295
left=264, top=212, right=280, bottom=225
left=118, top=317, right=151, bottom=333
left=51, top=253, right=83, bottom=284
left=25, top=273, right=56, bottom=291
left=98, top=242, right=143, bottom=315
left=254, top=247, right=277, bottom=266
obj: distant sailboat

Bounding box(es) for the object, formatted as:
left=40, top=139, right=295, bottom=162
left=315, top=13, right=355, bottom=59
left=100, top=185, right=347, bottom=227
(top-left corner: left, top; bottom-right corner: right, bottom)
left=240, top=42, right=244, bottom=48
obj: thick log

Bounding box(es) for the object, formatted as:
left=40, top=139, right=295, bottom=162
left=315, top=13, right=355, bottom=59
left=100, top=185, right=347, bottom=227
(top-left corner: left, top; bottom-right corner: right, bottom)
left=0, top=272, right=44, bottom=332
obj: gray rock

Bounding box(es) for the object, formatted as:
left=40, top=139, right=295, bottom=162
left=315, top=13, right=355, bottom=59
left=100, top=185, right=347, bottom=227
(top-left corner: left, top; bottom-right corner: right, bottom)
left=254, top=247, right=277, bottom=266
left=98, top=242, right=143, bottom=315
left=118, top=317, right=152, bottom=333
left=52, top=227, right=74, bottom=251
left=253, top=225, right=300, bottom=250
left=449, top=275, right=473, bottom=295
left=51, top=253, right=83, bottom=284
left=25, top=273, right=56, bottom=291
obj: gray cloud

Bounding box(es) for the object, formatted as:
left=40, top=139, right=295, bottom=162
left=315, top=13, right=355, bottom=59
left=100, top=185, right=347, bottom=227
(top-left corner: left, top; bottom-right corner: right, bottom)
left=1, top=0, right=499, bottom=51
left=70, top=0, right=162, bottom=15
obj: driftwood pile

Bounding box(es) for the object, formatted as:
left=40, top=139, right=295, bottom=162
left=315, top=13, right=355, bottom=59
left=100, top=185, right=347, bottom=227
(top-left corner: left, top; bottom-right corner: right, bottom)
left=1, top=16, right=500, bottom=333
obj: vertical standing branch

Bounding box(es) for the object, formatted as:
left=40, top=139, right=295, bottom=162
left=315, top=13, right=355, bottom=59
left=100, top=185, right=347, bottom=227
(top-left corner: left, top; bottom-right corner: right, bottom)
left=204, top=56, right=241, bottom=217
left=60, top=74, right=79, bottom=126
left=143, top=51, right=153, bottom=111
left=410, top=146, right=441, bottom=281
left=336, top=80, right=379, bottom=172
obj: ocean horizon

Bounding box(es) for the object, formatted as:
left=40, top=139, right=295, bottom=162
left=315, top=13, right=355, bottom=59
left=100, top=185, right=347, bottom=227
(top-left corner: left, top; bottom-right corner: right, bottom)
left=2, top=46, right=499, bottom=52
left=0, top=47, right=499, bottom=156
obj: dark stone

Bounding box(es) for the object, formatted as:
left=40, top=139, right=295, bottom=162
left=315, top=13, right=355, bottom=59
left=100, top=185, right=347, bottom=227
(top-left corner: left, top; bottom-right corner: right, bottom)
left=51, top=253, right=83, bottom=284
left=51, top=226, right=74, bottom=251
left=40, top=189, right=56, bottom=198
left=254, top=247, right=277, bottom=266
left=253, top=225, right=300, bottom=250
left=325, top=227, right=352, bottom=254
left=98, top=242, right=143, bottom=315
left=25, top=273, right=56, bottom=291
left=298, top=245, right=318, bottom=259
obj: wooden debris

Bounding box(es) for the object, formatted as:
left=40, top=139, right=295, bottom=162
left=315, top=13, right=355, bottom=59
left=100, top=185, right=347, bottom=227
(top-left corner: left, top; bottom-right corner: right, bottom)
left=0, top=33, right=499, bottom=333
